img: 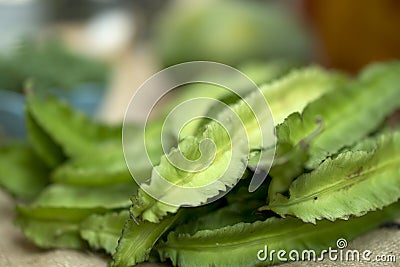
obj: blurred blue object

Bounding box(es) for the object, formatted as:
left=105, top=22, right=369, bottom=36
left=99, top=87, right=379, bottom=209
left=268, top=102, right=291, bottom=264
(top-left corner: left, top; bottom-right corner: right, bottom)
left=0, top=90, right=26, bottom=140
left=46, top=83, right=105, bottom=117
left=0, top=84, right=105, bottom=140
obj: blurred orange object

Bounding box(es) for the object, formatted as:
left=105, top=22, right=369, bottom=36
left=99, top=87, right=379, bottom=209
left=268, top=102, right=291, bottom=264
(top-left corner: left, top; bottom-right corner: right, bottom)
left=304, top=0, right=400, bottom=73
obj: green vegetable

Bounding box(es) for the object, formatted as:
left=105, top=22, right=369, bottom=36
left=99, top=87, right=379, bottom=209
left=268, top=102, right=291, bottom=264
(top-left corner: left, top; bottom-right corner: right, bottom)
left=16, top=183, right=136, bottom=249
left=81, top=211, right=129, bottom=254
left=26, top=111, right=65, bottom=168
left=162, top=60, right=303, bottom=139
left=2, top=61, right=400, bottom=267
left=268, top=131, right=400, bottom=223
left=158, top=202, right=400, bottom=267
left=112, top=213, right=181, bottom=267
left=51, top=147, right=131, bottom=186
left=0, top=143, right=48, bottom=199
left=267, top=62, right=400, bottom=201
left=32, top=183, right=136, bottom=208
left=26, top=95, right=121, bottom=158
left=17, top=209, right=92, bottom=249
left=239, top=60, right=301, bottom=86
left=16, top=206, right=101, bottom=249
left=132, top=67, right=346, bottom=222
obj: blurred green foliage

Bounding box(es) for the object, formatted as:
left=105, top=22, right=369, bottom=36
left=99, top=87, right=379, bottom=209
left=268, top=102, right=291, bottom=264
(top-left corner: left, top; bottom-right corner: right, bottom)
left=0, top=39, right=109, bottom=92
left=153, top=0, right=312, bottom=67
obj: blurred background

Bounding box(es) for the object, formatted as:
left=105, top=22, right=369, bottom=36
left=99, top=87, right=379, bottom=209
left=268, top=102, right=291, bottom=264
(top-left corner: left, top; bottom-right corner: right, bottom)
left=1, top=0, right=400, bottom=141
